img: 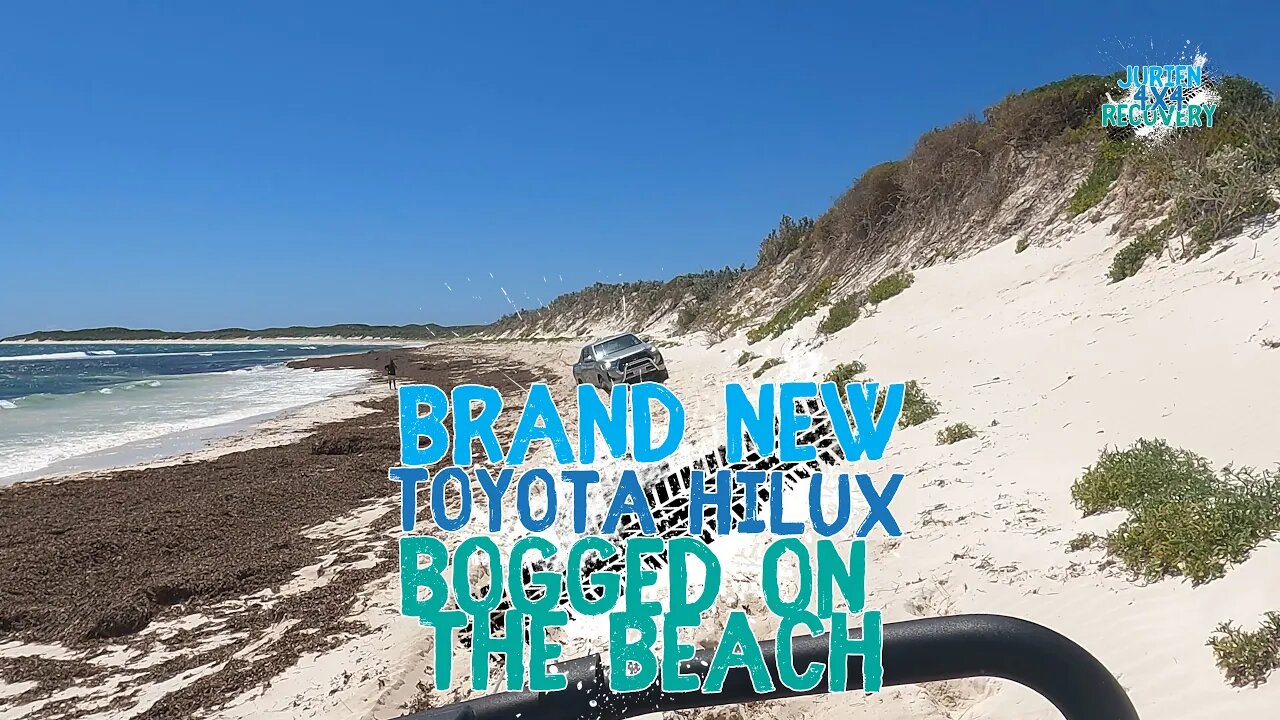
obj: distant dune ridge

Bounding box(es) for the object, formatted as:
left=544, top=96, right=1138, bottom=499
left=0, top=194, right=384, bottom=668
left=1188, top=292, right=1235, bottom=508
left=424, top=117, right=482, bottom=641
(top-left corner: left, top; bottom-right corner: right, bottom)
left=2, top=323, right=482, bottom=342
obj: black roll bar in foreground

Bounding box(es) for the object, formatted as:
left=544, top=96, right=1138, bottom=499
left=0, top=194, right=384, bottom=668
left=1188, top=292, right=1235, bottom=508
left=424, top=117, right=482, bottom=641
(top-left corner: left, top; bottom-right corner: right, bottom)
left=398, top=615, right=1140, bottom=720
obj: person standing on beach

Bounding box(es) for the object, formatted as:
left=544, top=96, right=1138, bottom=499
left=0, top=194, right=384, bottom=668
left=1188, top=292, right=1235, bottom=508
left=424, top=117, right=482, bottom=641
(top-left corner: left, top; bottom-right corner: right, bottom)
left=384, top=358, right=398, bottom=391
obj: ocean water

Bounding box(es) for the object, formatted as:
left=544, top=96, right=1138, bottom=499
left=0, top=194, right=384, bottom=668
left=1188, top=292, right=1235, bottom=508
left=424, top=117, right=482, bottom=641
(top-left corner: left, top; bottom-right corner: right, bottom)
left=0, top=343, right=383, bottom=483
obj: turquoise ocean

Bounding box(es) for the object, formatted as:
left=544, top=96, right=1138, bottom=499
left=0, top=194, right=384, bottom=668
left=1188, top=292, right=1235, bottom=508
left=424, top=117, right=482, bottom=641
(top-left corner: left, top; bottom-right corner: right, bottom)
left=0, top=342, right=382, bottom=483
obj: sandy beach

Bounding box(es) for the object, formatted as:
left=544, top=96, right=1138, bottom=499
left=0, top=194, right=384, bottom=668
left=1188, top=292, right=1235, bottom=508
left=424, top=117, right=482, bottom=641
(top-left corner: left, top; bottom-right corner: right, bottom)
left=3, top=215, right=1280, bottom=719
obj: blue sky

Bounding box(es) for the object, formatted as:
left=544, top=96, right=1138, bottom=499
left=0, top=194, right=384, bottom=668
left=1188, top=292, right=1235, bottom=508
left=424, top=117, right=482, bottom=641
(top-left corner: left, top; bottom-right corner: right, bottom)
left=2, top=1, right=1276, bottom=336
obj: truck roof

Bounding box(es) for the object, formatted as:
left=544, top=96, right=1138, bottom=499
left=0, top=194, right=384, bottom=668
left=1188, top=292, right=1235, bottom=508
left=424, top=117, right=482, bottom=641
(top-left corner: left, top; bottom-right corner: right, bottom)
left=592, top=333, right=638, bottom=346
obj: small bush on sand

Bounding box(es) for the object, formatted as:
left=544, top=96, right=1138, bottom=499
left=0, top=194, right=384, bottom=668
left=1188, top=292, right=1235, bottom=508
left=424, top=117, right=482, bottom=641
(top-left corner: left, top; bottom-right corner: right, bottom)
left=752, top=357, right=785, bottom=379
left=747, top=277, right=835, bottom=343
left=818, top=293, right=864, bottom=335
left=1072, top=438, right=1215, bottom=515
left=1263, top=338, right=1280, bottom=349
left=936, top=422, right=977, bottom=445
left=1071, top=439, right=1280, bottom=584
left=1015, top=236, right=1030, bottom=253
left=823, top=361, right=868, bottom=398
left=1109, top=218, right=1171, bottom=282
left=1208, top=612, right=1280, bottom=687
left=869, top=380, right=939, bottom=428
left=899, top=381, right=940, bottom=427
left=1067, top=532, right=1101, bottom=552
left=736, top=351, right=760, bottom=367
left=866, top=271, right=915, bottom=305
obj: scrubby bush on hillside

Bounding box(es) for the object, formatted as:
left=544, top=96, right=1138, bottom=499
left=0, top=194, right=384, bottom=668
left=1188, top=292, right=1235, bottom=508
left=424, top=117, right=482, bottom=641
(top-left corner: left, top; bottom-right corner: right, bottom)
left=746, top=277, right=835, bottom=343
left=867, top=380, right=939, bottom=428
left=1071, top=438, right=1280, bottom=585
left=812, top=162, right=905, bottom=250
left=823, top=360, right=868, bottom=389
left=1109, top=218, right=1171, bottom=282
left=495, top=265, right=747, bottom=335
left=757, top=214, right=815, bottom=266
left=736, top=351, right=759, bottom=367
left=1015, top=236, right=1031, bottom=253
left=817, top=292, right=865, bottom=335
left=1170, top=146, right=1278, bottom=256
left=984, top=74, right=1120, bottom=150
left=866, top=271, right=915, bottom=305
left=1067, top=137, right=1132, bottom=216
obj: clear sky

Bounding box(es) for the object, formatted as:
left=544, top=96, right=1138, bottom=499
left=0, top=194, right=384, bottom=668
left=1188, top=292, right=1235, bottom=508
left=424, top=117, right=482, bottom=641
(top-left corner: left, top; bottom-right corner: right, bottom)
left=2, top=1, right=1276, bottom=336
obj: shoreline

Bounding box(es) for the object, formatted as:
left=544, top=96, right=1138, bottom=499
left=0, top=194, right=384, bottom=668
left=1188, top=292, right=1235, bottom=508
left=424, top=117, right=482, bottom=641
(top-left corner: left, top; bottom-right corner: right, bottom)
left=2, top=377, right=383, bottom=487
left=0, top=344, right=559, bottom=720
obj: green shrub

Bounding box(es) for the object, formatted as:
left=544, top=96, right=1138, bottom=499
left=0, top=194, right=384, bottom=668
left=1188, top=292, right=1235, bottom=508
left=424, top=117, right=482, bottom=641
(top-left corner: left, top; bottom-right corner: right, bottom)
left=985, top=73, right=1119, bottom=149
left=817, top=293, right=864, bottom=335
left=757, top=214, right=815, bottom=266
left=752, top=357, right=784, bottom=379
left=736, top=351, right=760, bottom=367
left=1071, top=439, right=1280, bottom=584
left=814, top=162, right=906, bottom=248
left=746, top=276, right=835, bottom=343
left=1071, top=438, right=1216, bottom=515
left=1108, top=218, right=1171, bottom=282
left=936, top=422, right=977, bottom=445
left=823, top=360, right=868, bottom=391
left=1067, top=532, right=1101, bottom=552
left=869, top=380, right=939, bottom=428
left=866, top=271, right=915, bottom=305
left=1208, top=612, right=1280, bottom=687
left=1171, top=146, right=1279, bottom=256
left=1067, top=138, right=1131, bottom=217
left=1015, top=236, right=1030, bottom=253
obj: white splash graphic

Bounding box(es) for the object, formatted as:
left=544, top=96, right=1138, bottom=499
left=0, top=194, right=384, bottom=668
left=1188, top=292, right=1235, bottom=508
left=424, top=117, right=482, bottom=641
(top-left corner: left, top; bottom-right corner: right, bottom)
left=1107, top=50, right=1219, bottom=145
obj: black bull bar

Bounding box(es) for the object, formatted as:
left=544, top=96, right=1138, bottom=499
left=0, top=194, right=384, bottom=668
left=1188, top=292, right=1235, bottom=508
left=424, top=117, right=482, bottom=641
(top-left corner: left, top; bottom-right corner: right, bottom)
left=397, top=614, right=1140, bottom=720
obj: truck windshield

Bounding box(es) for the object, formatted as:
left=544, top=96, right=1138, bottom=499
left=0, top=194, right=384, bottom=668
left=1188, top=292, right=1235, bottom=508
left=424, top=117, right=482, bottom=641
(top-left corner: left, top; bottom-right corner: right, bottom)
left=594, top=334, right=641, bottom=356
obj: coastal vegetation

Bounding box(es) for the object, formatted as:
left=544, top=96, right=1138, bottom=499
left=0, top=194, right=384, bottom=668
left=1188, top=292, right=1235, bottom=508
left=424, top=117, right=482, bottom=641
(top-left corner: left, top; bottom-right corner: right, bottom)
left=936, top=422, right=977, bottom=445
left=866, top=379, right=939, bottom=428
left=752, top=357, right=785, bottom=378
left=866, top=271, right=915, bottom=306
left=1109, top=218, right=1172, bottom=282
left=1208, top=612, right=1280, bottom=687
left=818, top=292, right=865, bottom=334
left=1071, top=438, right=1280, bottom=585
left=745, top=276, right=835, bottom=343
left=823, top=360, right=868, bottom=388
left=1066, top=137, right=1131, bottom=217
left=488, top=72, right=1279, bottom=341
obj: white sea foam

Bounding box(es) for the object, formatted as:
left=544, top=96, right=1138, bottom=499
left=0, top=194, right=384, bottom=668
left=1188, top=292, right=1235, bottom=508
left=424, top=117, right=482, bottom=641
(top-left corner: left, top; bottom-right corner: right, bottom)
left=0, top=366, right=368, bottom=481
left=0, top=349, right=267, bottom=362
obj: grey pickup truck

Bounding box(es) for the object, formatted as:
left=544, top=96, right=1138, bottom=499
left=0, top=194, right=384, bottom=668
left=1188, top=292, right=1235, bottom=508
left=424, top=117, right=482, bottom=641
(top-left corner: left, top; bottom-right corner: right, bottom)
left=571, top=333, right=669, bottom=391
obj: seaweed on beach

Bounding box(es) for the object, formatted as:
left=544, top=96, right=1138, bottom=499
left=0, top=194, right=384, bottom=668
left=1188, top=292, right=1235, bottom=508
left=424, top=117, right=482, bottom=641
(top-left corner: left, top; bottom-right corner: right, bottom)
left=0, top=348, right=552, bottom=719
